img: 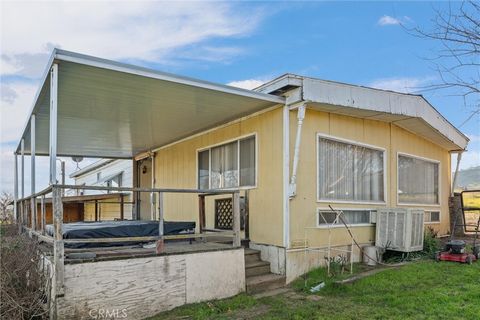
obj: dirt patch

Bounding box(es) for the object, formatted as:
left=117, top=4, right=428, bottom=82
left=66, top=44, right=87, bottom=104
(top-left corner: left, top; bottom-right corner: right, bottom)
left=230, top=304, right=270, bottom=319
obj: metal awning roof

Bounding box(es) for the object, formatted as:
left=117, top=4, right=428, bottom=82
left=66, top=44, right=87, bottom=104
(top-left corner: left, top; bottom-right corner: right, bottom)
left=257, top=74, right=469, bottom=151
left=16, top=49, right=284, bottom=158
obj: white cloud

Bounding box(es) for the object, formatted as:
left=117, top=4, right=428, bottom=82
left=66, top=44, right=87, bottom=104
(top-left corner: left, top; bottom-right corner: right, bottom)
left=467, top=134, right=480, bottom=143
left=377, top=15, right=411, bottom=26
left=0, top=1, right=264, bottom=76
left=0, top=1, right=268, bottom=193
left=227, top=79, right=266, bottom=90
left=368, top=77, right=433, bottom=94
left=0, top=81, right=38, bottom=143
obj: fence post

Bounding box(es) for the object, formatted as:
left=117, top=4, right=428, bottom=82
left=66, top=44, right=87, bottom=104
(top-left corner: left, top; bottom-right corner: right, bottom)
left=51, top=186, right=64, bottom=319
left=41, top=195, right=46, bottom=235
left=18, top=200, right=23, bottom=233
left=30, top=197, right=36, bottom=232
left=232, top=191, right=241, bottom=247
left=198, top=194, right=205, bottom=233
left=156, top=192, right=164, bottom=254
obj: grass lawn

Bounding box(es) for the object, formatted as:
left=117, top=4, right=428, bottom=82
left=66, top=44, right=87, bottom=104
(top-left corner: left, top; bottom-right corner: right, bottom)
left=150, top=261, right=480, bottom=320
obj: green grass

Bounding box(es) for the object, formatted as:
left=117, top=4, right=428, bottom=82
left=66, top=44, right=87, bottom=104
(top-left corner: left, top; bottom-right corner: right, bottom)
left=150, top=261, right=480, bottom=320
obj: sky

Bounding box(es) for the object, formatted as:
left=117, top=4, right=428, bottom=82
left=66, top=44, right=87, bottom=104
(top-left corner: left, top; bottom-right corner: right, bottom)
left=1, top=0, right=479, bottom=195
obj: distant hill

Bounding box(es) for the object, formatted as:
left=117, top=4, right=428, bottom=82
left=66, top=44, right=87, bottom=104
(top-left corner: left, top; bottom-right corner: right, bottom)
left=455, top=166, right=480, bottom=190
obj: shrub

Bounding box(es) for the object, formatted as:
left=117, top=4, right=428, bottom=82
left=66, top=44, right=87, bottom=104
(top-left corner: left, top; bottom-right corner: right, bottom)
left=0, top=224, right=51, bottom=319
left=423, top=226, right=439, bottom=256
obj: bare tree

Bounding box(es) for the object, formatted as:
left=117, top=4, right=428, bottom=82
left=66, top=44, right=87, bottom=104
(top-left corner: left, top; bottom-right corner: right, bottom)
left=0, top=191, right=14, bottom=222
left=412, top=1, right=479, bottom=120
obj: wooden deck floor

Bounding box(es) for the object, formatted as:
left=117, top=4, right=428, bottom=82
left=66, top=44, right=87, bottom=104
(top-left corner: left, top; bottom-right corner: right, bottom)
left=61, top=239, right=236, bottom=264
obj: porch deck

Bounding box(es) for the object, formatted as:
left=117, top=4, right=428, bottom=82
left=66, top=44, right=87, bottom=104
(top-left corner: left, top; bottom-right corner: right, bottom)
left=56, top=238, right=235, bottom=264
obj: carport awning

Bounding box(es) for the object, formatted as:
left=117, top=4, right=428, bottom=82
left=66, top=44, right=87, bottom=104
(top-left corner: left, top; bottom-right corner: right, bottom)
left=17, top=49, right=284, bottom=158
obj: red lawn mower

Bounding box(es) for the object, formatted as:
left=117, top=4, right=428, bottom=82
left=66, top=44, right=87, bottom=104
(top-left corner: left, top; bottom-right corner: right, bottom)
left=435, top=240, right=478, bottom=264
left=436, top=210, right=480, bottom=265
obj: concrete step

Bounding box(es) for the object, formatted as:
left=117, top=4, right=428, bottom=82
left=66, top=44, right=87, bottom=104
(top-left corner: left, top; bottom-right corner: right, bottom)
left=245, top=260, right=271, bottom=277
left=246, top=273, right=286, bottom=295
left=244, top=248, right=261, bottom=263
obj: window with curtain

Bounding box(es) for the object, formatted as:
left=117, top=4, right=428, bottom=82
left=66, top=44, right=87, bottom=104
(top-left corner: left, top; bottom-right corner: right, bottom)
left=398, top=155, right=439, bottom=205
left=318, top=136, right=385, bottom=202
left=198, top=136, right=256, bottom=189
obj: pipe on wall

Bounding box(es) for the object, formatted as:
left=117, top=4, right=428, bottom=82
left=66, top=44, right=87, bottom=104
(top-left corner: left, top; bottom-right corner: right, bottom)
left=451, top=151, right=463, bottom=196
left=289, top=104, right=306, bottom=198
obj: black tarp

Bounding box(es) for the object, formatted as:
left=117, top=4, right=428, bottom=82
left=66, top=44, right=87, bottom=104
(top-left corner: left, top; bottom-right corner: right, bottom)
left=45, top=220, right=195, bottom=248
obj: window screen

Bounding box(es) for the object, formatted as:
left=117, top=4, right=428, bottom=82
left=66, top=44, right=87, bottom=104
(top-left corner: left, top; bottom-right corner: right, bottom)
left=198, top=150, right=209, bottom=189
left=398, top=155, right=439, bottom=205
left=240, top=136, right=255, bottom=186
left=318, top=209, right=372, bottom=225
left=318, top=137, right=384, bottom=202
left=198, top=135, right=256, bottom=189
left=425, top=211, right=440, bottom=223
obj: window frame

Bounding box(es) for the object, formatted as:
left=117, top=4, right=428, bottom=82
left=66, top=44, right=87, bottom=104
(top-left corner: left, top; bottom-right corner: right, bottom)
left=396, top=152, right=441, bottom=207
left=196, top=133, right=258, bottom=190
left=316, top=207, right=375, bottom=229
left=105, top=172, right=123, bottom=193
left=316, top=133, right=387, bottom=205
left=424, top=210, right=441, bottom=224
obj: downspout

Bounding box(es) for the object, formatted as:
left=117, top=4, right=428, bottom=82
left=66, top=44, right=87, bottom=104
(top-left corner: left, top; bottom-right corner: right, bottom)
left=289, top=104, right=306, bottom=198
left=451, top=151, right=463, bottom=196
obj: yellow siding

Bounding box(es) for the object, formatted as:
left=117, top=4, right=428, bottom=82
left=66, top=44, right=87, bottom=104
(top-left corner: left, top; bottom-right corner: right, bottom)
left=155, top=107, right=284, bottom=246
left=289, top=108, right=451, bottom=249
left=83, top=195, right=133, bottom=221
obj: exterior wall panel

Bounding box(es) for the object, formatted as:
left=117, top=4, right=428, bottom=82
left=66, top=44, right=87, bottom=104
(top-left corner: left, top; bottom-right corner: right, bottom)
left=289, top=108, right=451, bottom=253
left=155, top=108, right=284, bottom=247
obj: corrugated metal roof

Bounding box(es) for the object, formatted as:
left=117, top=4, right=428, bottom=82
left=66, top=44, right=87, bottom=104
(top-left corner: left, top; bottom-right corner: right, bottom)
left=16, top=49, right=285, bottom=158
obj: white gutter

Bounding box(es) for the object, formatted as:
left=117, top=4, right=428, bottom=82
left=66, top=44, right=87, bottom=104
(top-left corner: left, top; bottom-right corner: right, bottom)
left=289, top=104, right=306, bottom=198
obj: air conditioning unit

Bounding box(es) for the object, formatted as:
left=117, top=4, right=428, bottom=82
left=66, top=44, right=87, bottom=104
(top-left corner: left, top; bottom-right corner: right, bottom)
left=375, top=208, right=425, bottom=252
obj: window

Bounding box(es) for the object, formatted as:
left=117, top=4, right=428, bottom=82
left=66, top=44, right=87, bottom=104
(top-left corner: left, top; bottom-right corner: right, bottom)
left=96, top=172, right=102, bottom=181
left=318, top=136, right=385, bottom=203
left=105, top=173, right=122, bottom=193
left=424, top=211, right=440, bottom=223
left=198, top=135, right=256, bottom=189
left=317, top=209, right=373, bottom=226
left=398, top=154, right=439, bottom=205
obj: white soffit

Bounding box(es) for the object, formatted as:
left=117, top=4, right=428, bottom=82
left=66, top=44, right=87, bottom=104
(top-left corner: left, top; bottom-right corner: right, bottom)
left=301, top=77, right=468, bottom=151
left=16, top=49, right=284, bottom=158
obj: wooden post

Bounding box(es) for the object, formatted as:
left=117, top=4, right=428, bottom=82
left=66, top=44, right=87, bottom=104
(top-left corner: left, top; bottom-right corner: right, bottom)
left=95, top=200, right=98, bottom=221
left=150, top=192, right=156, bottom=220
left=41, top=195, right=46, bottom=235
left=120, top=194, right=124, bottom=220
left=156, top=192, right=164, bottom=254
left=232, top=191, right=241, bottom=247
left=244, top=190, right=250, bottom=240
left=52, top=187, right=64, bottom=295
left=198, top=195, right=206, bottom=233
left=30, top=197, right=36, bottom=231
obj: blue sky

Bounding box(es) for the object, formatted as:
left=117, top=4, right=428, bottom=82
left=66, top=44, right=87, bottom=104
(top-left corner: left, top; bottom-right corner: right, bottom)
left=1, top=1, right=479, bottom=194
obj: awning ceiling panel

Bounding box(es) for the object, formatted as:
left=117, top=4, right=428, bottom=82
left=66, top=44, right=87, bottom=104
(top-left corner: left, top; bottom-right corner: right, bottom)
left=17, top=50, right=284, bottom=158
